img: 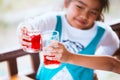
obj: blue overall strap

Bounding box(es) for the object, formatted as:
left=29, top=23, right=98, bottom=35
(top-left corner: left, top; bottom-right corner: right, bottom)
left=65, top=26, right=105, bottom=80
left=55, top=15, right=62, bottom=41
left=80, top=26, right=105, bottom=54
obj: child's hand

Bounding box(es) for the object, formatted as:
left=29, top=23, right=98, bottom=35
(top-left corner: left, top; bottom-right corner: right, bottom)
left=18, top=26, right=31, bottom=50
left=44, top=41, right=71, bottom=62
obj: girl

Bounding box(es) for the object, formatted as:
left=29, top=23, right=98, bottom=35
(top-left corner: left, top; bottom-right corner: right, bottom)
left=18, top=0, right=119, bottom=80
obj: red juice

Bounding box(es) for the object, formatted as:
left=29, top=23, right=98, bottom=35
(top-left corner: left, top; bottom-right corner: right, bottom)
left=31, top=34, right=41, bottom=50
left=44, top=55, right=61, bottom=69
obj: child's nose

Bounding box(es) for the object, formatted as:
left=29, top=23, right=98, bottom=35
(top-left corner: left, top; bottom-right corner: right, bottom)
left=80, top=11, right=88, bottom=20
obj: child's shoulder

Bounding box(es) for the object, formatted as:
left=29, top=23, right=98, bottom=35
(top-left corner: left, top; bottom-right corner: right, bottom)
left=38, top=11, right=64, bottom=18
left=25, top=11, right=64, bottom=25
left=95, top=21, right=112, bottom=31
left=95, top=21, right=116, bottom=37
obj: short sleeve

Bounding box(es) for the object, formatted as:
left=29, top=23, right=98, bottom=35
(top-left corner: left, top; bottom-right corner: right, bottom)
left=17, top=12, right=58, bottom=34
left=95, top=24, right=119, bottom=56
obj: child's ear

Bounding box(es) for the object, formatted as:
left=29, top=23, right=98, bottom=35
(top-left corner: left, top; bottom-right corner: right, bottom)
left=96, top=13, right=104, bottom=22
left=64, top=0, right=70, bottom=8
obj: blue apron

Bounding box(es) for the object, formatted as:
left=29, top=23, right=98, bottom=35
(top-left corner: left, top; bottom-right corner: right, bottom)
left=36, top=16, right=105, bottom=80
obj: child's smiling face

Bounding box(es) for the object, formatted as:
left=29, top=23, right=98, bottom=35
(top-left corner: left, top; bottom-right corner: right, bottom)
left=65, top=0, right=102, bottom=29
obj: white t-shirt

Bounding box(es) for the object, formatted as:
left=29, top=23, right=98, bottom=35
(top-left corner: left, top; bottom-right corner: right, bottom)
left=18, top=12, right=119, bottom=56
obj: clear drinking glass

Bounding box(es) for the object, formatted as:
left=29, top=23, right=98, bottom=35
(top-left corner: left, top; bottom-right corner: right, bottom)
left=42, top=30, right=61, bottom=69
left=19, top=22, right=42, bottom=53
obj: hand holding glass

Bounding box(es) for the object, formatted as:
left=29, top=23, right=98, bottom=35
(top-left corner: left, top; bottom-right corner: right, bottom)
left=20, top=25, right=42, bottom=53
left=42, top=30, right=61, bottom=69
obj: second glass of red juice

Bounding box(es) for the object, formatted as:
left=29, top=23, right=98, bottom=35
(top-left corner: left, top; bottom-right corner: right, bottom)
left=22, top=30, right=42, bottom=53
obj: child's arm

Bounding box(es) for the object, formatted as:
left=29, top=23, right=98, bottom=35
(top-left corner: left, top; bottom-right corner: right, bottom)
left=47, top=41, right=120, bottom=74
left=68, top=52, right=120, bottom=74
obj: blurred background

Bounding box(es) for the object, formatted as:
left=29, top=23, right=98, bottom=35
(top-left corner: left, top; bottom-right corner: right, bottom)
left=0, top=0, right=120, bottom=80
left=0, top=0, right=64, bottom=53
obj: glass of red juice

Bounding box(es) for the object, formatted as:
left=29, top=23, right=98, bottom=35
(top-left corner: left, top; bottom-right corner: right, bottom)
left=22, top=30, right=42, bottom=53
left=42, top=30, right=61, bottom=69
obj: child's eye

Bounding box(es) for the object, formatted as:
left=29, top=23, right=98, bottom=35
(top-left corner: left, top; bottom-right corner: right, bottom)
left=76, top=5, right=84, bottom=9
left=90, top=11, right=98, bottom=16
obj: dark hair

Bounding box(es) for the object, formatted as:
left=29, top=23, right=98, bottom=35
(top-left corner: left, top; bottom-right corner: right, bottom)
left=97, top=0, right=110, bottom=21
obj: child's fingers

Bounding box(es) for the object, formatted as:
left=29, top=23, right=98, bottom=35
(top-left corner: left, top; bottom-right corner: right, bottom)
left=48, top=49, right=63, bottom=61
left=54, top=53, right=62, bottom=60
left=20, top=42, right=30, bottom=51
left=21, top=26, right=28, bottom=35
left=46, top=53, right=62, bottom=61
left=21, top=40, right=31, bottom=46
left=42, top=46, right=62, bottom=56
left=19, top=34, right=31, bottom=45
left=49, top=41, right=63, bottom=50
left=45, top=46, right=62, bottom=54
left=42, top=41, right=63, bottom=61
left=43, top=47, right=54, bottom=53
left=18, top=27, right=30, bottom=44
left=21, top=35, right=31, bottom=41
left=50, top=40, right=59, bottom=46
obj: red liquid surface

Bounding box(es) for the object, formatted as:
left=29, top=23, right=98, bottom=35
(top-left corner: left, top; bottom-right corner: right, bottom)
left=31, top=34, right=41, bottom=49
left=44, top=55, right=61, bottom=65
left=22, top=33, right=41, bottom=52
